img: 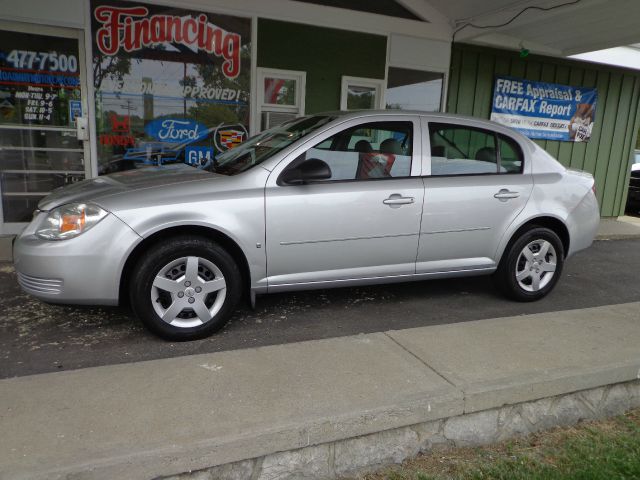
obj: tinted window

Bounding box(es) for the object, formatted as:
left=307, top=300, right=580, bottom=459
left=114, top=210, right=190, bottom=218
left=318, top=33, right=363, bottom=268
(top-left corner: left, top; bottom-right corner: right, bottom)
left=429, top=124, right=497, bottom=175
left=297, top=121, right=413, bottom=181
left=498, top=135, right=524, bottom=173
left=428, top=123, right=524, bottom=176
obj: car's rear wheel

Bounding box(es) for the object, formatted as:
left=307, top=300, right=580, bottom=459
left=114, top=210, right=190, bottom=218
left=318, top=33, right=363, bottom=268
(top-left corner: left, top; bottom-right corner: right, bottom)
left=130, top=236, right=241, bottom=341
left=495, top=226, right=564, bottom=302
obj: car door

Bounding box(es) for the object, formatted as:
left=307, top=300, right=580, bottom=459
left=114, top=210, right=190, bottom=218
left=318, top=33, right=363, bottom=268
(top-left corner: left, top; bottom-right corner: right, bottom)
left=417, top=119, right=534, bottom=273
left=265, top=115, right=424, bottom=289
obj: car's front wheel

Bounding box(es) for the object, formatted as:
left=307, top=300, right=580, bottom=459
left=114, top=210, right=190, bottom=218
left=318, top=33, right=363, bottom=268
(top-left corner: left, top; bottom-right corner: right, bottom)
left=130, top=236, right=241, bottom=341
left=495, top=226, right=565, bottom=302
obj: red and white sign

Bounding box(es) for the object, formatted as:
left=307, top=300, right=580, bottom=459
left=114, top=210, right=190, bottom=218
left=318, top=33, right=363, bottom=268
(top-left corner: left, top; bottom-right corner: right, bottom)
left=94, top=5, right=241, bottom=79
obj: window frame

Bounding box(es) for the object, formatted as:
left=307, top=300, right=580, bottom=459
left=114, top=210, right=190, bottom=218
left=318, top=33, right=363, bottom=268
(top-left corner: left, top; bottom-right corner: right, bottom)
left=270, top=115, right=423, bottom=187
left=424, top=121, right=525, bottom=177
left=340, top=76, right=385, bottom=111
left=257, top=68, right=306, bottom=132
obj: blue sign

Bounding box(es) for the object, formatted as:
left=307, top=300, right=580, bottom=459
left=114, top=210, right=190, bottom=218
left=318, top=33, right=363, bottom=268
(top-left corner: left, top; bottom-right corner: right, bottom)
left=185, top=146, right=215, bottom=166
left=144, top=118, right=208, bottom=143
left=69, top=100, right=82, bottom=123
left=490, top=76, right=597, bottom=142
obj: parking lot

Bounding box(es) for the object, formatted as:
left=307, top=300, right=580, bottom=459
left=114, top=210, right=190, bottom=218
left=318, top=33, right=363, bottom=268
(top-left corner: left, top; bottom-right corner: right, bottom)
left=1, top=237, right=638, bottom=379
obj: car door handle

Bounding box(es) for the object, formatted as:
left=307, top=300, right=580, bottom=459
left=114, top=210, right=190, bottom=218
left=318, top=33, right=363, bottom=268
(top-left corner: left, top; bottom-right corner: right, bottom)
left=494, top=189, right=520, bottom=200
left=383, top=194, right=415, bottom=207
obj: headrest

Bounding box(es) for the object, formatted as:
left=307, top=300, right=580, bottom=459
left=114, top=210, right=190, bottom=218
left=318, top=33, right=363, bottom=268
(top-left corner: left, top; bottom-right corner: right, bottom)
left=475, top=147, right=497, bottom=163
left=380, top=138, right=402, bottom=155
left=354, top=139, right=373, bottom=153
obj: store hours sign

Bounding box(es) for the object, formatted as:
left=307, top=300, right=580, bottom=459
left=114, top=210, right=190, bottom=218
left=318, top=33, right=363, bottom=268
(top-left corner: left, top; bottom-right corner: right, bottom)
left=490, top=76, right=597, bottom=142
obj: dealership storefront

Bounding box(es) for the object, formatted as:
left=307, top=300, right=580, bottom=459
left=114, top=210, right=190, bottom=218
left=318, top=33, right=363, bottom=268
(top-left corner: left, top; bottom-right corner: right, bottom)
left=1, top=0, right=639, bottom=234
left=0, top=0, right=450, bottom=233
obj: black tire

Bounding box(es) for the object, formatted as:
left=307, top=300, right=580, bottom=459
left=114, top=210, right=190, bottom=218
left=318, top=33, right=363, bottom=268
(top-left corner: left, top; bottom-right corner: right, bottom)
left=494, top=226, right=564, bottom=302
left=130, top=236, right=242, bottom=341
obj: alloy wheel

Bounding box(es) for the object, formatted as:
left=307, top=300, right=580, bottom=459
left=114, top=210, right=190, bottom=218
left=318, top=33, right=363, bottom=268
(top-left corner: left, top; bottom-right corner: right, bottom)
left=151, top=256, right=227, bottom=328
left=514, top=239, right=557, bottom=292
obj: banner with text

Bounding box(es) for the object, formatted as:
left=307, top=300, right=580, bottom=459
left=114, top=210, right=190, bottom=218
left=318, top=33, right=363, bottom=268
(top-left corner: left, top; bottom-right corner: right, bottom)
left=490, top=76, right=597, bottom=142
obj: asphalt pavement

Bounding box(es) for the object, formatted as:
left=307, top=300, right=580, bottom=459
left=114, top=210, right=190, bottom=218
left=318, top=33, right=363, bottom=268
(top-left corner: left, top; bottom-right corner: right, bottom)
left=1, top=238, right=639, bottom=379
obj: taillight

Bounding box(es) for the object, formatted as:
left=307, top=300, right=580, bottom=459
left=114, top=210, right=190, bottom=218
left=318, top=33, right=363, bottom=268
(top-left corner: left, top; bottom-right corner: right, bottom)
left=592, top=183, right=597, bottom=196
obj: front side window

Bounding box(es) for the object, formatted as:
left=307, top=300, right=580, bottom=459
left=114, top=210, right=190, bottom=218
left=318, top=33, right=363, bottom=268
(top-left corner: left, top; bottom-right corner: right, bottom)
left=295, top=121, right=413, bottom=181
left=429, top=123, right=523, bottom=176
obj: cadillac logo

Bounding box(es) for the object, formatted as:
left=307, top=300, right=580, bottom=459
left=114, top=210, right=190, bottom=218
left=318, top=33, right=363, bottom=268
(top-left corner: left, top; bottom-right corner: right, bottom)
left=214, top=124, right=247, bottom=152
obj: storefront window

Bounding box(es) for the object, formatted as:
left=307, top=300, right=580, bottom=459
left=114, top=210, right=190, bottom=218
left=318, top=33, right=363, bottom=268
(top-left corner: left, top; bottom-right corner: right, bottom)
left=386, top=67, right=443, bottom=112
left=91, top=1, right=252, bottom=174
left=0, top=28, right=84, bottom=223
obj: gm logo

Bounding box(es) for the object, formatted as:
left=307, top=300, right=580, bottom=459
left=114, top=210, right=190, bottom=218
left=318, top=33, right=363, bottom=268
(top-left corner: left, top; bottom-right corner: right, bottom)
left=185, top=146, right=215, bottom=166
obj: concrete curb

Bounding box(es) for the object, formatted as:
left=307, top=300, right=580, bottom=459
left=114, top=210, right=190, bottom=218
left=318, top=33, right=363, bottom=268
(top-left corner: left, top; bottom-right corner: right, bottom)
left=0, top=235, right=13, bottom=262
left=163, top=380, right=640, bottom=480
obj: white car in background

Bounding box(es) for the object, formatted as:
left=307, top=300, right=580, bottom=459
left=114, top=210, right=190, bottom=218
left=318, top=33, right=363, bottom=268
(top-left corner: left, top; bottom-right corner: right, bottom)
left=627, top=150, right=640, bottom=212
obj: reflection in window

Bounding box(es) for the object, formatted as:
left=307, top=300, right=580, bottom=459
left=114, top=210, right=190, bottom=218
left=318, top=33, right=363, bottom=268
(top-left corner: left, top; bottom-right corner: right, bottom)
left=92, top=4, right=252, bottom=175
left=300, top=122, right=413, bottom=181
left=498, top=135, right=524, bottom=173
left=0, top=29, right=85, bottom=222
left=428, top=124, right=524, bottom=176
left=386, top=67, right=443, bottom=112
left=264, top=78, right=297, bottom=106
left=347, top=86, right=376, bottom=110
left=429, top=124, right=498, bottom=175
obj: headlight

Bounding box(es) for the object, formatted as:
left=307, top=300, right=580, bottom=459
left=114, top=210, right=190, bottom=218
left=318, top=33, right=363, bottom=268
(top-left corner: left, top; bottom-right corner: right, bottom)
left=36, top=203, right=109, bottom=240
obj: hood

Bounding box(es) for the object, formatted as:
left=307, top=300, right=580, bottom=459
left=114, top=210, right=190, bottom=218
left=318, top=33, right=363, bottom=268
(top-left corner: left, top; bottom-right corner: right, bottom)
left=38, top=164, right=215, bottom=211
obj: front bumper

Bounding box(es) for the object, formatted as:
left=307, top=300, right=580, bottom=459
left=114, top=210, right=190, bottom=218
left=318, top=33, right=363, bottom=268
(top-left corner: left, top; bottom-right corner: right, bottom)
left=13, top=213, right=142, bottom=305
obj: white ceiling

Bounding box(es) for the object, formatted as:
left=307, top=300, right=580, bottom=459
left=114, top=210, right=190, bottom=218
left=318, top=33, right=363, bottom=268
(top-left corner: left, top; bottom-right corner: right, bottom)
left=401, top=0, right=640, bottom=56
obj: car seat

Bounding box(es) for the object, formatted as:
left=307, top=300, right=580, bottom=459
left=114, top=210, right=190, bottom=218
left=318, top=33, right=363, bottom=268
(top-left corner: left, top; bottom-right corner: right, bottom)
left=355, top=138, right=400, bottom=179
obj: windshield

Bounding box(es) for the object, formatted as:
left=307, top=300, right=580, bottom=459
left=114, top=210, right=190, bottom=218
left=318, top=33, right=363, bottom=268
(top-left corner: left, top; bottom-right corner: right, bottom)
left=205, top=115, right=336, bottom=175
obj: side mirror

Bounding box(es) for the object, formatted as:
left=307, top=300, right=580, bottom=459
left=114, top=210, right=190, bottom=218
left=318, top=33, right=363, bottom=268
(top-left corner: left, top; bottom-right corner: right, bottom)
left=281, top=158, right=332, bottom=185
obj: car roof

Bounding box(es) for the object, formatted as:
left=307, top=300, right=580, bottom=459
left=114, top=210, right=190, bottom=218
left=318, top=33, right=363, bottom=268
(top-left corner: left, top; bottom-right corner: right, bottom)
left=314, top=110, right=533, bottom=145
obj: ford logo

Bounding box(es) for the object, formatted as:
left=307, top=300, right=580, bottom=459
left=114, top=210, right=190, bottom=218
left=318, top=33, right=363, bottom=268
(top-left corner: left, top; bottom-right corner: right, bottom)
left=145, top=118, right=208, bottom=142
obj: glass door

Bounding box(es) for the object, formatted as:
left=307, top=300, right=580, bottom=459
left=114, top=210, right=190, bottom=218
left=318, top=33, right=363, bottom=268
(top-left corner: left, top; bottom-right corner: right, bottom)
left=0, top=22, right=89, bottom=234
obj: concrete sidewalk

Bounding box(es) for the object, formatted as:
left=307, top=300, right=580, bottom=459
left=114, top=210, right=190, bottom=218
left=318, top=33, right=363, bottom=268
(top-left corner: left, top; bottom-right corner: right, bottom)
left=597, top=215, right=640, bottom=239
left=2, top=302, right=640, bottom=480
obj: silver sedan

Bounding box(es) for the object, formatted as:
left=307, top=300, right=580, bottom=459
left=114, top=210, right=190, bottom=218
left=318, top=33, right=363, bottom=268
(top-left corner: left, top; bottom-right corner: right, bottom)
left=14, top=111, right=600, bottom=340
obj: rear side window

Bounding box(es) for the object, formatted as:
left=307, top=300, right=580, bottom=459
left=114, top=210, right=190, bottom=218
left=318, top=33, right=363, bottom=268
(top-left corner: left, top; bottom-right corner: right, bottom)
left=428, top=123, right=523, bottom=176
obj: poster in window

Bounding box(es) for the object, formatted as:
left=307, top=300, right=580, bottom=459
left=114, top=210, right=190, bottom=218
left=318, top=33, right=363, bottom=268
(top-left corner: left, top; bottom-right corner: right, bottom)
left=91, top=0, right=251, bottom=173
